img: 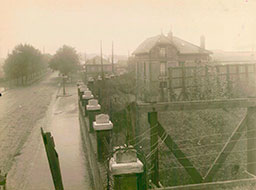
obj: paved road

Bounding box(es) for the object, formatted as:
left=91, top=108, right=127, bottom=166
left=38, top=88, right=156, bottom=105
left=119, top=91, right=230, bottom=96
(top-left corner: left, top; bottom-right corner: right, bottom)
left=0, top=73, right=92, bottom=190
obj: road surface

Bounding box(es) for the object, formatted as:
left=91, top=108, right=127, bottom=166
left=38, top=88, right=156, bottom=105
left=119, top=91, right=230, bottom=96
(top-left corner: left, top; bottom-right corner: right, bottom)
left=0, top=72, right=92, bottom=190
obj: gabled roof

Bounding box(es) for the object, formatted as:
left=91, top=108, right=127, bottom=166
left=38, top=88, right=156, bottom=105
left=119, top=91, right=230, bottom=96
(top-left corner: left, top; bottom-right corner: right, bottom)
left=133, top=34, right=212, bottom=55
left=133, top=34, right=172, bottom=55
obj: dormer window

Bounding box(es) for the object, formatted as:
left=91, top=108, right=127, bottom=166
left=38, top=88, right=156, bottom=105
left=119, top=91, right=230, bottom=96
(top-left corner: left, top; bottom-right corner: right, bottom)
left=160, top=47, right=166, bottom=57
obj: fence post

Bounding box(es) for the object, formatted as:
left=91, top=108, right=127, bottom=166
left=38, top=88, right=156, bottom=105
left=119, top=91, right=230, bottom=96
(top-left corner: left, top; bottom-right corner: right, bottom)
left=236, top=64, right=240, bottom=82
left=247, top=107, right=256, bottom=175
left=109, top=146, right=144, bottom=190
left=159, top=80, right=167, bottom=102
left=0, top=171, right=7, bottom=190
left=93, top=114, right=113, bottom=162
left=226, top=64, right=232, bottom=97
left=41, top=128, right=64, bottom=190
left=78, top=85, right=88, bottom=101
left=126, top=102, right=136, bottom=146
left=148, top=111, right=159, bottom=187
left=77, top=82, right=83, bottom=97
left=88, top=78, right=94, bottom=92
left=178, top=63, right=188, bottom=100
left=245, top=64, right=249, bottom=83
left=82, top=90, right=94, bottom=116
left=168, top=67, right=174, bottom=102
left=86, top=99, right=101, bottom=133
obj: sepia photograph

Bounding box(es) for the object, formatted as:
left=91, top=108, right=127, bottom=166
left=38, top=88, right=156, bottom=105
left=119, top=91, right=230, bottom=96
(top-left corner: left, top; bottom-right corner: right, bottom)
left=1, top=0, right=256, bottom=189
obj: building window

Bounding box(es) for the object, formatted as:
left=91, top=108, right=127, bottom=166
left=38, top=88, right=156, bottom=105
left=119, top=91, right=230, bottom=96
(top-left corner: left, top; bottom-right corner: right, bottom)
left=160, top=48, right=166, bottom=57
left=143, top=62, right=146, bottom=81
left=160, top=62, right=166, bottom=75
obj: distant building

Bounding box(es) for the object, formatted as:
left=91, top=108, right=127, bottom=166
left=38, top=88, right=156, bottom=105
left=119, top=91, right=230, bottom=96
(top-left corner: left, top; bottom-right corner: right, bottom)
left=132, top=31, right=212, bottom=101
left=211, top=50, right=256, bottom=63
left=84, top=56, right=114, bottom=77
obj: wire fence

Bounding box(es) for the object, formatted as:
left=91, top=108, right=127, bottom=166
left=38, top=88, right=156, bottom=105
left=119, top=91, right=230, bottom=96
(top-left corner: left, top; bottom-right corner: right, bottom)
left=132, top=63, right=256, bottom=188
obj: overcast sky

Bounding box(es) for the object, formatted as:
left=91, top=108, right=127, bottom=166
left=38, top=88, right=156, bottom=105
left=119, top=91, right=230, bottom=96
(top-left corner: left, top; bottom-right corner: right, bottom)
left=0, top=0, right=256, bottom=58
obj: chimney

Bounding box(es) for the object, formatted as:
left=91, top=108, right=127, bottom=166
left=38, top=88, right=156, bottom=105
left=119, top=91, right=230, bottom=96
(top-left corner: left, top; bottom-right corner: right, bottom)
left=168, top=30, right=173, bottom=41
left=200, top=35, right=205, bottom=49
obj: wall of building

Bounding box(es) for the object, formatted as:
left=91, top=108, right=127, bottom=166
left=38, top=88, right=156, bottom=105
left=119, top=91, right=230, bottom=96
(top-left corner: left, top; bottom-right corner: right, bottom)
left=134, top=45, right=211, bottom=102
left=178, top=53, right=210, bottom=65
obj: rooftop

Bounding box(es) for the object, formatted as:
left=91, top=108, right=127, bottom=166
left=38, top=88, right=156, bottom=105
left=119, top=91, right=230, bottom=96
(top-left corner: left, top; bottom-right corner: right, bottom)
left=85, top=56, right=111, bottom=65
left=133, top=34, right=212, bottom=55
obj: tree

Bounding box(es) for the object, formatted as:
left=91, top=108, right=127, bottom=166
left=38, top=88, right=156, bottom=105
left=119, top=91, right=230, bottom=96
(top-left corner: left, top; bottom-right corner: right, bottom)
left=49, top=45, right=79, bottom=75
left=3, top=44, right=45, bottom=85
left=50, top=45, right=79, bottom=95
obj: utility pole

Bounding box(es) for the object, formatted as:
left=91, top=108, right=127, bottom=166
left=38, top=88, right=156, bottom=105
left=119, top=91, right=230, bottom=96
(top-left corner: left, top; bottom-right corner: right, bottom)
left=84, top=50, right=87, bottom=83
left=62, top=74, right=66, bottom=95
left=100, top=40, right=104, bottom=80
left=112, top=41, right=114, bottom=74
left=100, top=41, right=104, bottom=105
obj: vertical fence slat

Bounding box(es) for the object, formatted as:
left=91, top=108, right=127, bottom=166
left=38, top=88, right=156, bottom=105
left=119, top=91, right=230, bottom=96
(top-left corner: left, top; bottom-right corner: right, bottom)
left=247, top=107, right=256, bottom=175
left=148, top=111, right=159, bottom=187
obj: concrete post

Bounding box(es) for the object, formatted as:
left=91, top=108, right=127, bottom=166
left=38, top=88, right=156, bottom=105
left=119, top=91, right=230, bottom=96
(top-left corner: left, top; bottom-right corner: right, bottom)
left=0, top=171, right=7, bottom=190
left=88, top=77, right=94, bottom=92
left=86, top=99, right=101, bottom=133
left=82, top=90, right=94, bottom=116
left=82, top=90, right=94, bottom=107
left=93, top=114, right=113, bottom=162
left=77, top=81, right=83, bottom=96
left=109, top=146, right=144, bottom=190
left=79, top=85, right=88, bottom=101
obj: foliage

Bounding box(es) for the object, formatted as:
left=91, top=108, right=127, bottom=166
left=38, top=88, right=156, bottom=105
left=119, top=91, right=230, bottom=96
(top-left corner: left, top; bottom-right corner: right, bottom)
left=3, top=44, right=46, bottom=81
left=49, top=45, right=79, bottom=74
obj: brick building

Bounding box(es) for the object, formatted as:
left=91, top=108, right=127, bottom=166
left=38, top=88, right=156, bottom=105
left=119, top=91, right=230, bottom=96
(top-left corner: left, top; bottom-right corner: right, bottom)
left=132, top=31, right=212, bottom=101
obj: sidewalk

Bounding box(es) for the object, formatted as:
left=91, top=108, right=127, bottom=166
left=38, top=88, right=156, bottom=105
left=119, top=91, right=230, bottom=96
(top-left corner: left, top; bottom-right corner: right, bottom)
left=48, top=85, right=92, bottom=190
left=7, top=84, right=92, bottom=190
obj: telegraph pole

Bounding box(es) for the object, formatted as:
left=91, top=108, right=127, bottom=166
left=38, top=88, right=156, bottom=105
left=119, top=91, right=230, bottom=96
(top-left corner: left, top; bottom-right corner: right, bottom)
left=112, top=41, right=114, bottom=74
left=100, top=40, right=104, bottom=80
left=99, top=41, right=104, bottom=105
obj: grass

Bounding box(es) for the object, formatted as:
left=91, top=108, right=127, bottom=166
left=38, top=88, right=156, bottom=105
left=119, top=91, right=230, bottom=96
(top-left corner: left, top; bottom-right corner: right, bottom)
left=90, top=72, right=256, bottom=189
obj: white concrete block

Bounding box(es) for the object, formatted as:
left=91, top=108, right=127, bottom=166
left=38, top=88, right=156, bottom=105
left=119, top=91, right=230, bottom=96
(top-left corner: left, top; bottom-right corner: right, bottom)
left=82, top=91, right=94, bottom=99
left=109, top=158, right=144, bottom=175
left=93, top=121, right=113, bottom=131
left=114, top=148, right=137, bottom=163
left=86, top=99, right=101, bottom=111
left=80, top=86, right=88, bottom=92
left=96, top=114, right=109, bottom=123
